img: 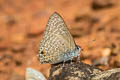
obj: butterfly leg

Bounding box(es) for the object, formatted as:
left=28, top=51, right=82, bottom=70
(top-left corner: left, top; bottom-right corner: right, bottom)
left=62, top=59, right=66, bottom=67
left=70, top=55, right=73, bottom=64
left=70, top=52, right=74, bottom=64
left=77, top=53, right=81, bottom=63
left=70, top=59, right=73, bottom=64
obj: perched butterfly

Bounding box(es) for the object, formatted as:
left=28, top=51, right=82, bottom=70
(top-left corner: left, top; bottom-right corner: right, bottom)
left=38, top=12, right=81, bottom=64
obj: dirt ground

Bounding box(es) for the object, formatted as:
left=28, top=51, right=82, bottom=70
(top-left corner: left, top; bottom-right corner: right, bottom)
left=0, top=0, right=120, bottom=80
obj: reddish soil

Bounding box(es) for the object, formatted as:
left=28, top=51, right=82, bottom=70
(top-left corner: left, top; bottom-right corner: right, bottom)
left=0, top=0, right=120, bottom=80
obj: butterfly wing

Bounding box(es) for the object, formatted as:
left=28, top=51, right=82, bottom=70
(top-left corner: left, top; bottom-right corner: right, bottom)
left=39, top=12, right=76, bottom=64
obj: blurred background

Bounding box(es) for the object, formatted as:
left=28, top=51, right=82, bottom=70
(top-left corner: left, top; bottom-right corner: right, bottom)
left=0, top=0, right=120, bottom=80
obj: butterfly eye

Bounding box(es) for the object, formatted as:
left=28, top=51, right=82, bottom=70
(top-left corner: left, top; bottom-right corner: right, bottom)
left=77, top=46, right=79, bottom=49
left=41, top=50, right=45, bottom=54
left=76, top=45, right=81, bottom=51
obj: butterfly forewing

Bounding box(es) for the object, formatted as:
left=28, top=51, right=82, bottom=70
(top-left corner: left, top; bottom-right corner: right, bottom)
left=39, top=12, right=76, bottom=64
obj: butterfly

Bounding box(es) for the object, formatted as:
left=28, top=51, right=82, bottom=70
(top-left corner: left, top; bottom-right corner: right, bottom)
left=38, top=12, right=81, bottom=64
